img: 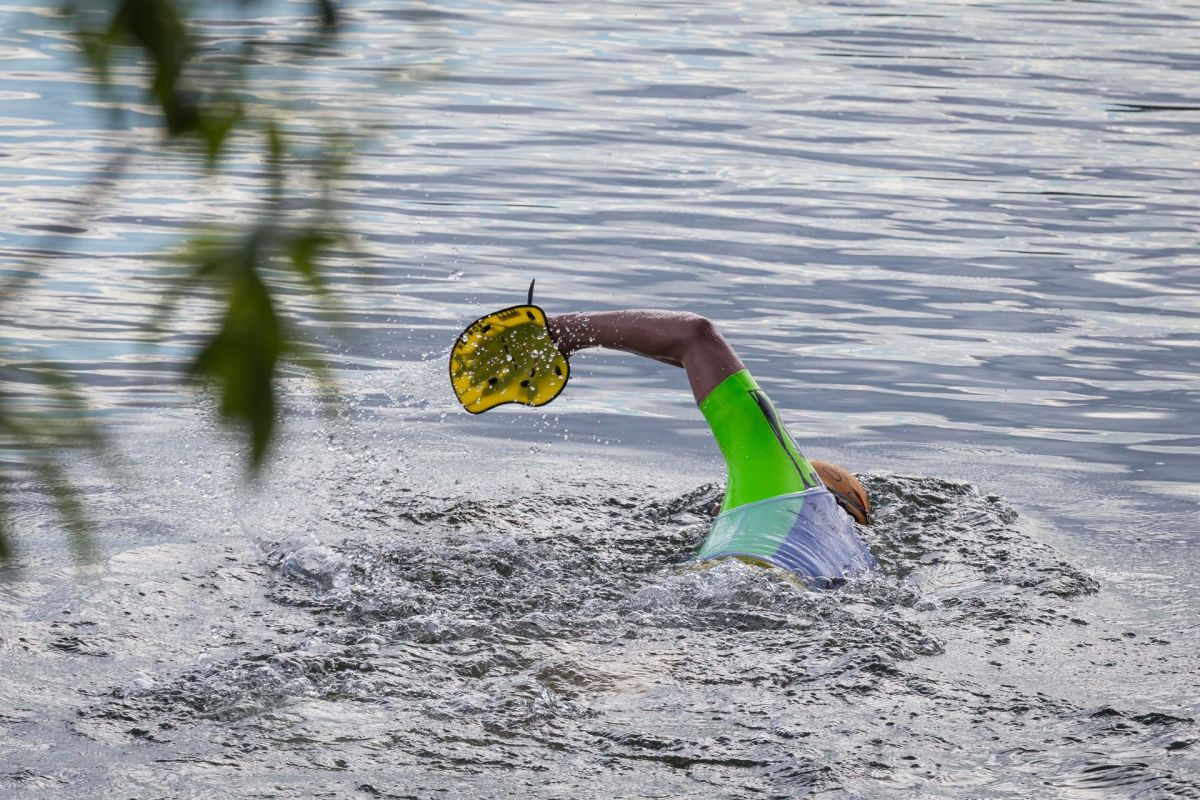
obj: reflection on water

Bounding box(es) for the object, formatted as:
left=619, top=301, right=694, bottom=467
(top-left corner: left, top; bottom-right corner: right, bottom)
left=1, top=0, right=1198, bottom=796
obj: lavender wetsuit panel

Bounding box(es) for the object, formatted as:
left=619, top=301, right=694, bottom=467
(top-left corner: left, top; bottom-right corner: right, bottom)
left=697, top=487, right=876, bottom=587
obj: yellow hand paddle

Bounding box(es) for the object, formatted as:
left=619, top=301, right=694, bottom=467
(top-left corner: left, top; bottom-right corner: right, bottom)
left=449, top=281, right=570, bottom=414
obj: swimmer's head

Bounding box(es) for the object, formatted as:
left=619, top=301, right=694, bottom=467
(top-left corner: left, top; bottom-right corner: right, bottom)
left=811, top=460, right=870, bottom=525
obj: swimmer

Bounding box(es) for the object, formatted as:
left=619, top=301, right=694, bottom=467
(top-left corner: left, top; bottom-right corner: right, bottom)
left=450, top=289, right=875, bottom=587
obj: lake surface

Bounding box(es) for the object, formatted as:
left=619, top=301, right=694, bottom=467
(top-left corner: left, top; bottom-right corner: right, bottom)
left=1, top=0, right=1198, bottom=797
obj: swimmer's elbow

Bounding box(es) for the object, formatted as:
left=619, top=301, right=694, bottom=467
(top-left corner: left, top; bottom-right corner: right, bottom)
left=684, top=314, right=722, bottom=345
left=647, top=312, right=722, bottom=366
left=689, top=316, right=732, bottom=357
left=682, top=314, right=740, bottom=372
left=696, top=314, right=720, bottom=343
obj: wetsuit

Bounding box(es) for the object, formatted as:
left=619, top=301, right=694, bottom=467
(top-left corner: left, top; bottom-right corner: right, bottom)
left=696, top=370, right=876, bottom=586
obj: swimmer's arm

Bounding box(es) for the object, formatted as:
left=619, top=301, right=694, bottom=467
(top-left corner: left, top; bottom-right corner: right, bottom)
left=547, top=310, right=744, bottom=404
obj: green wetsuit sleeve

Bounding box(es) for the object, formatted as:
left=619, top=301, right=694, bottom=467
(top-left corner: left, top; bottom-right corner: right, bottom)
left=699, top=370, right=819, bottom=512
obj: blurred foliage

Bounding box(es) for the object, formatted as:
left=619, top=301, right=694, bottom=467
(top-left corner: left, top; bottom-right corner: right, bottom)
left=0, top=369, right=104, bottom=564
left=0, top=0, right=356, bottom=566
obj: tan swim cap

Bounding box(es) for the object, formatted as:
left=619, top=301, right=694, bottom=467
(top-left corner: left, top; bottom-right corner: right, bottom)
left=811, top=460, right=870, bottom=525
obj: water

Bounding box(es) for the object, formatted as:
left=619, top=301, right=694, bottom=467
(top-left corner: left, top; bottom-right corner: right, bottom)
left=2, top=0, right=1199, bottom=796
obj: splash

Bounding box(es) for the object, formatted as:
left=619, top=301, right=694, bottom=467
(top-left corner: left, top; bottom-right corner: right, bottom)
left=49, top=475, right=1193, bottom=797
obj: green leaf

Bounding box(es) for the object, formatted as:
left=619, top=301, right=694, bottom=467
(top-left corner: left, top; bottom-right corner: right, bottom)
left=30, top=458, right=94, bottom=565
left=197, top=101, right=243, bottom=168
left=316, top=0, right=338, bottom=28
left=0, top=489, right=12, bottom=565
left=0, top=360, right=106, bottom=569
left=109, top=0, right=196, bottom=136
left=287, top=230, right=334, bottom=297
left=186, top=234, right=286, bottom=469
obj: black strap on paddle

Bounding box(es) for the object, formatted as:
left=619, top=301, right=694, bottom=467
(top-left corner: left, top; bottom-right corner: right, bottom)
left=528, top=279, right=536, bottom=306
